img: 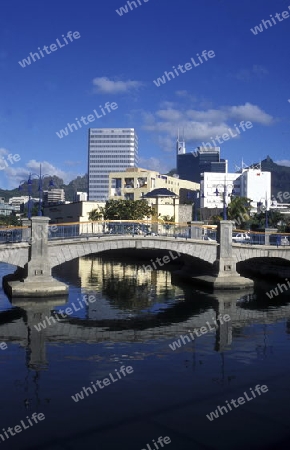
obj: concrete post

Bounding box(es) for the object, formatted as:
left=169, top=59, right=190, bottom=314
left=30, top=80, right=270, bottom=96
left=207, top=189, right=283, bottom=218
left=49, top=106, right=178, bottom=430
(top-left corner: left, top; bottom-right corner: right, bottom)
left=265, top=228, right=277, bottom=246
left=190, top=221, right=203, bottom=240
left=215, top=220, right=237, bottom=276
left=212, top=220, right=254, bottom=289
left=3, top=216, right=68, bottom=298
left=27, top=217, right=51, bottom=278
left=21, top=218, right=31, bottom=242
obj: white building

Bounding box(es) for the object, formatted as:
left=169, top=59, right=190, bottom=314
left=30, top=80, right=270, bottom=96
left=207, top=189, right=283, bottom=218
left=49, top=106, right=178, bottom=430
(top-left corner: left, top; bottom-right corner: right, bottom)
left=239, top=168, right=271, bottom=211
left=75, top=192, right=88, bottom=201
left=43, top=201, right=105, bottom=226
left=88, top=128, right=138, bottom=201
left=9, top=196, right=30, bottom=208
left=43, top=189, right=65, bottom=205
left=200, top=168, right=271, bottom=213
left=200, top=172, right=241, bottom=210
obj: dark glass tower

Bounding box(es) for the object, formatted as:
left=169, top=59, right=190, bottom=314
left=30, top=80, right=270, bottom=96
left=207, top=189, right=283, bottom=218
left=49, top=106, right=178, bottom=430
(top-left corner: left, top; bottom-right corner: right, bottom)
left=177, top=146, right=226, bottom=183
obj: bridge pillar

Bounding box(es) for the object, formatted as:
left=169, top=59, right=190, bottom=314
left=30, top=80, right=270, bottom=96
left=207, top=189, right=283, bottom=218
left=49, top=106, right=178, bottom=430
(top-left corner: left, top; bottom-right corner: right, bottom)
left=190, top=221, right=203, bottom=239
left=213, top=220, right=253, bottom=289
left=3, top=217, right=68, bottom=298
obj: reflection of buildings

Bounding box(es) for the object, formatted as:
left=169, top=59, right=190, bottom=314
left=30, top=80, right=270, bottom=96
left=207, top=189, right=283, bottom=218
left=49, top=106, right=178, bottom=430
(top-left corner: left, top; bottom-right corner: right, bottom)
left=77, top=256, right=183, bottom=319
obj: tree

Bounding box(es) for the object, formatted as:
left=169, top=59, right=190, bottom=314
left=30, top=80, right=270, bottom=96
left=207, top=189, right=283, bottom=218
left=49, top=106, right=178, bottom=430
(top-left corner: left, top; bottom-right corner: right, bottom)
left=88, top=207, right=104, bottom=233
left=160, top=215, right=174, bottom=223
left=250, top=210, right=285, bottom=230
left=210, top=214, right=222, bottom=225
left=102, top=199, right=153, bottom=220
left=0, top=214, right=20, bottom=226
left=88, top=208, right=103, bottom=221
left=227, top=197, right=252, bottom=229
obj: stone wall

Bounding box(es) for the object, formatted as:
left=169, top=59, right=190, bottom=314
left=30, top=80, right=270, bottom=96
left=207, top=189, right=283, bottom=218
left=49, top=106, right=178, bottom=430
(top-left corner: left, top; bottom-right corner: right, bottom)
left=178, top=204, right=192, bottom=223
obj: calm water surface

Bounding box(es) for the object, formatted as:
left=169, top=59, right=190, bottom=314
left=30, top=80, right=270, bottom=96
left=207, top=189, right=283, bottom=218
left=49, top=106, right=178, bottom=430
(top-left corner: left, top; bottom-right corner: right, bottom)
left=0, top=254, right=290, bottom=450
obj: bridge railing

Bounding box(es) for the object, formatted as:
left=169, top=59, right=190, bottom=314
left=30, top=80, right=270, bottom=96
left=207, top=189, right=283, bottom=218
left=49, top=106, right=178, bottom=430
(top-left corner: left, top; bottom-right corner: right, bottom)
left=47, top=221, right=193, bottom=240
left=0, top=226, right=27, bottom=243
left=233, top=229, right=290, bottom=246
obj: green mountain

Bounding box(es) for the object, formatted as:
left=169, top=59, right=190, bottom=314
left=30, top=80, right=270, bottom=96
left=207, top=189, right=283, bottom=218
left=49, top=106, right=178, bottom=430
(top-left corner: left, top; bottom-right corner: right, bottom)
left=260, top=156, right=290, bottom=201
left=0, top=174, right=88, bottom=203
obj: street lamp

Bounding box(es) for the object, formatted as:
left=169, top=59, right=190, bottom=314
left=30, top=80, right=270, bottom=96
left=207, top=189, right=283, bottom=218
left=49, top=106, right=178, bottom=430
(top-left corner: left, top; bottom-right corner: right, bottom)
left=18, top=164, right=54, bottom=218
left=19, top=176, right=33, bottom=219
left=215, top=182, right=235, bottom=220
left=188, top=190, right=205, bottom=221
left=195, top=190, right=205, bottom=221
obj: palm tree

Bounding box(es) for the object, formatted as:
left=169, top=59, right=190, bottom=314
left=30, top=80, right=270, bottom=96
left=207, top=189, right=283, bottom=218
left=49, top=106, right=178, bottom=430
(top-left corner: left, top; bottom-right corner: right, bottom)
left=88, top=208, right=104, bottom=233
left=227, top=197, right=252, bottom=229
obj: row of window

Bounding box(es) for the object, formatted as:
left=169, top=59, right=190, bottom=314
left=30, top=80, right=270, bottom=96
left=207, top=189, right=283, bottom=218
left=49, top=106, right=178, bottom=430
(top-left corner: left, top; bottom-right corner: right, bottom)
left=90, top=163, right=134, bottom=166
left=89, top=145, right=136, bottom=149
left=89, top=175, right=109, bottom=178
left=90, top=155, right=137, bottom=159
left=90, top=129, right=134, bottom=133
left=89, top=140, right=136, bottom=143
left=90, top=134, right=135, bottom=138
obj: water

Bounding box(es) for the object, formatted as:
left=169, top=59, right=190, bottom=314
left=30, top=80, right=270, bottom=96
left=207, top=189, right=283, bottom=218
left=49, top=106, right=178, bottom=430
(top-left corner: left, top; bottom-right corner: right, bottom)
left=0, top=255, right=290, bottom=450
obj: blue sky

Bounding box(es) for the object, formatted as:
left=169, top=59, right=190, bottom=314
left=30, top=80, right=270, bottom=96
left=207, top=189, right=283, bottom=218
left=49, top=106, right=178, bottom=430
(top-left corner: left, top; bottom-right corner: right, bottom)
left=0, top=0, right=289, bottom=188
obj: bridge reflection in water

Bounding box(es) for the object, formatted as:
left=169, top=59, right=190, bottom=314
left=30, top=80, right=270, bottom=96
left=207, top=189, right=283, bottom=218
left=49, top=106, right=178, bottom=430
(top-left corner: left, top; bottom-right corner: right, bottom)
left=1, top=255, right=289, bottom=370
left=1, top=255, right=290, bottom=449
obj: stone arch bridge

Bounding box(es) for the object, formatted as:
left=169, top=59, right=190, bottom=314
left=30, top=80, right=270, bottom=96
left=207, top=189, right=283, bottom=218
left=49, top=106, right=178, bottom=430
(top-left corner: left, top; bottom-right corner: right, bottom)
left=1, top=217, right=290, bottom=297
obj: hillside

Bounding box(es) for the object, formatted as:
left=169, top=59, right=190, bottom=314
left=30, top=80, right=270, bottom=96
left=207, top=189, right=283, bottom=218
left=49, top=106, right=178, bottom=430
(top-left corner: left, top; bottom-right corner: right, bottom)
left=260, top=156, right=290, bottom=201
left=0, top=174, right=88, bottom=203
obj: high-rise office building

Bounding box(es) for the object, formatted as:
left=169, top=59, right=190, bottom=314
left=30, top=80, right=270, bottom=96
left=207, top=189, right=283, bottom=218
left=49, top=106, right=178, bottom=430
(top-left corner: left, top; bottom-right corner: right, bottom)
left=177, top=140, right=226, bottom=183
left=88, top=128, right=138, bottom=201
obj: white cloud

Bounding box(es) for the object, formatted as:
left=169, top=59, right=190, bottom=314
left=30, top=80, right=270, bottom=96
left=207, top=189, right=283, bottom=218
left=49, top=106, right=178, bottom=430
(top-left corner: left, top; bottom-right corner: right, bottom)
left=92, top=77, right=143, bottom=94
left=275, top=160, right=290, bottom=167
left=0, top=148, right=9, bottom=156
left=228, top=103, right=273, bottom=125
left=142, top=101, right=274, bottom=152
left=175, top=90, right=188, bottom=97
left=234, top=65, right=268, bottom=81
left=156, top=109, right=182, bottom=121
left=138, top=156, right=171, bottom=173
left=0, top=159, right=77, bottom=189
left=64, top=160, right=82, bottom=167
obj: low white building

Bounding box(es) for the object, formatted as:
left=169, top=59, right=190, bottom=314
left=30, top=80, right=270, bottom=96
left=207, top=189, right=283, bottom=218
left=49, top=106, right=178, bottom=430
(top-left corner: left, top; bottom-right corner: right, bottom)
left=239, top=168, right=271, bottom=211
left=43, top=201, right=105, bottom=224
left=75, top=192, right=88, bottom=201
left=200, top=168, right=271, bottom=214
left=200, top=173, right=240, bottom=210
left=43, top=189, right=65, bottom=205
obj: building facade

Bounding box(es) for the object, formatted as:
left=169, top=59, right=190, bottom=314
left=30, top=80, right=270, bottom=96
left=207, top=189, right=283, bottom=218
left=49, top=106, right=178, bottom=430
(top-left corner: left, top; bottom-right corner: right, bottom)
left=43, top=189, right=65, bottom=206
left=200, top=172, right=241, bottom=211
left=200, top=168, right=271, bottom=214
left=109, top=167, right=199, bottom=223
left=239, top=168, right=271, bottom=211
left=177, top=143, right=227, bottom=183
left=88, top=128, right=138, bottom=201
left=109, top=167, right=199, bottom=201
left=43, top=201, right=105, bottom=224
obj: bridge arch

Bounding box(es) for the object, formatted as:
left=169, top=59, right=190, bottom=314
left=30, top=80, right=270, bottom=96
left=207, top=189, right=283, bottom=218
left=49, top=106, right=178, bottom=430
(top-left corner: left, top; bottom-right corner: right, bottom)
left=48, top=237, right=218, bottom=269
left=232, top=246, right=290, bottom=264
